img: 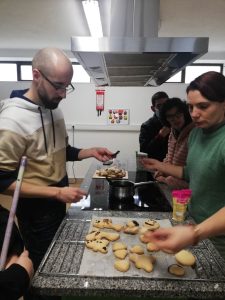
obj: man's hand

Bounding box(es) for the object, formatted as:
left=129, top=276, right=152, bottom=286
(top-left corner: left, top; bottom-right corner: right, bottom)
left=56, top=187, right=87, bottom=203
left=78, top=147, right=113, bottom=162
left=90, top=147, right=114, bottom=162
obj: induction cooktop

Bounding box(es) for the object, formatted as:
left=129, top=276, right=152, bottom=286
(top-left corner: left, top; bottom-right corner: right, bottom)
left=73, top=171, right=172, bottom=212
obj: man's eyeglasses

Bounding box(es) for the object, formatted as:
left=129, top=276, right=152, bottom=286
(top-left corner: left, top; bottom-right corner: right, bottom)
left=38, top=70, right=75, bottom=94
left=166, top=111, right=183, bottom=122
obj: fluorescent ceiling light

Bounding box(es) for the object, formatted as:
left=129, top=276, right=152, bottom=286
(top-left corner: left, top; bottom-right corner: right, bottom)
left=82, top=0, right=103, bottom=37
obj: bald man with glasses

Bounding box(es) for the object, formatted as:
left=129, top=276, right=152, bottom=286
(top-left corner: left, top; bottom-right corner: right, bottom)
left=0, top=47, right=113, bottom=300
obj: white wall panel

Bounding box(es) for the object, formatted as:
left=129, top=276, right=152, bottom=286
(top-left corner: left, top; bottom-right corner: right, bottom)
left=0, top=81, right=187, bottom=177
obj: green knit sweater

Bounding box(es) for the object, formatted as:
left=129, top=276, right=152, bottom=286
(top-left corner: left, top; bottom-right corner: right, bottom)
left=183, top=123, right=225, bottom=258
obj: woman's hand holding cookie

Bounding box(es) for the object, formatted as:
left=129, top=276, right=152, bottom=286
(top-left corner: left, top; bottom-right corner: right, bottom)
left=143, top=226, right=198, bottom=253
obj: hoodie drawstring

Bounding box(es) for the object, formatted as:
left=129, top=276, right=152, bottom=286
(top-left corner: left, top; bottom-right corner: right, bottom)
left=38, top=107, right=48, bottom=153
left=38, top=107, right=56, bottom=154
left=50, top=110, right=56, bottom=148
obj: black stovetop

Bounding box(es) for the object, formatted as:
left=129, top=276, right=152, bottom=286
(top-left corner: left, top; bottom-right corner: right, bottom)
left=78, top=171, right=172, bottom=212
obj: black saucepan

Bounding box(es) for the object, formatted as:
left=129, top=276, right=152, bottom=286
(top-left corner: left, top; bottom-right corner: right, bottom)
left=106, top=178, right=155, bottom=199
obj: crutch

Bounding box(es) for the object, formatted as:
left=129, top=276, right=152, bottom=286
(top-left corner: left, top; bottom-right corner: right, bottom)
left=0, top=156, right=27, bottom=271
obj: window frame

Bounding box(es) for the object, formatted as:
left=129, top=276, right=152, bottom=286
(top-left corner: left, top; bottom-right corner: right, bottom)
left=17, top=61, right=32, bottom=81
left=183, top=63, right=223, bottom=84
left=0, top=61, right=19, bottom=81
left=0, top=61, right=223, bottom=83
left=165, top=63, right=223, bottom=84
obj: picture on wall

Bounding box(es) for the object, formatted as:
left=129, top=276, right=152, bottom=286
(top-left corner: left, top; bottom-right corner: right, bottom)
left=107, top=109, right=129, bottom=125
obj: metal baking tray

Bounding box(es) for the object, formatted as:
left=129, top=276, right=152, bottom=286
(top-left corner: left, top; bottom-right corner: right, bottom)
left=37, top=216, right=225, bottom=281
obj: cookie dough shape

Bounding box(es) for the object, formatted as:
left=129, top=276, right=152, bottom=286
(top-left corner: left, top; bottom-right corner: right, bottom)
left=139, top=226, right=150, bottom=234
left=124, top=226, right=139, bottom=235
left=112, top=242, right=127, bottom=251
left=130, top=244, right=144, bottom=255
left=114, top=259, right=130, bottom=272
left=85, top=230, right=101, bottom=241
left=168, top=264, right=185, bottom=277
left=111, top=223, right=124, bottom=231
left=147, top=242, right=160, bottom=252
left=93, top=218, right=112, bottom=229
left=98, top=231, right=120, bottom=241
left=129, top=253, right=154, bottom=273
left=93, top=218, right=123, bottom=232
left=175, top=249, right=196, bottom=266
left=127, top=220, right=139, bottom=227
left=139, top=234, right=149, bottom=243
left=143, top=219, right=160, bottom=231
left=114, top=249, right=128, bottom=259
left=85, top=239, right=109, bottom=254
left=85, top=230, right=120, bottom=241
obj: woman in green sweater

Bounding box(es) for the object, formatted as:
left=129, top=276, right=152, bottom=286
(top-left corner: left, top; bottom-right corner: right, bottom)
left=142, top=71, right=225, bottom=258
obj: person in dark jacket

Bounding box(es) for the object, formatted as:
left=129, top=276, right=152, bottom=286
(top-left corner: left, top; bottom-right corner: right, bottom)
left=139, top=91, right=170, bottom=161
left=0, top=205, right=33, bottom=300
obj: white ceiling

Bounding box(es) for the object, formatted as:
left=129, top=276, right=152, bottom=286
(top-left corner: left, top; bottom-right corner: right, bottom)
left=0, top=0, right=225, bottom=61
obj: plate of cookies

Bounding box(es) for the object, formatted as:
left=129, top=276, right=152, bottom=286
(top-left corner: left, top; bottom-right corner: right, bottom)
left=79, top=216, right=197, bottom=279
left=93, top=165, right=128, bottom=179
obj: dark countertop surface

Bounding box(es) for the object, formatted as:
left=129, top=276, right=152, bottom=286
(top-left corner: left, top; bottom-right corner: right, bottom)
left=31, top=159, right=225, bottom=299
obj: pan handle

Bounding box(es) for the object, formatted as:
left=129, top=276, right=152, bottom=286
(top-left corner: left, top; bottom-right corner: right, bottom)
left=133, top=181, right=155, bottom=188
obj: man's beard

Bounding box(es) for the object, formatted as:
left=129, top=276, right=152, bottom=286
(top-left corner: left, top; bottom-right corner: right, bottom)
left=38, top=90, right=62, bottom=109
left=42, top=98, right=60, bottom=110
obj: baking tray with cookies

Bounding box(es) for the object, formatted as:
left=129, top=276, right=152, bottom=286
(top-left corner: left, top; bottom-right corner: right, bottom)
left=37, top=213, right=225, bottom=287
left=79, top=216, right=197, bottom=279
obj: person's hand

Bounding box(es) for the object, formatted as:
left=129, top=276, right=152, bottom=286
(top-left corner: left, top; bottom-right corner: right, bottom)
left=141, top=157, right=161, bottom=172
left=15, top=250, right=34, bottom=279
left=144, top=226, right=197, bottom=253
left=78, top=147, right=113, bottom=162
left=158, top=126, right=170, bottom=138
left=56, top=187, right=87, bottom=203
left=5, top=251, right=33, bottom=281
left=155, top=175, right=167, bottom=184
left=88, top=147, right=113, bottom=162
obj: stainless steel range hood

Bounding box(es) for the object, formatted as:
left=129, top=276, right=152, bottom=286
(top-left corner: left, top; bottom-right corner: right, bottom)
left=71, top=0, right=209, bottom=86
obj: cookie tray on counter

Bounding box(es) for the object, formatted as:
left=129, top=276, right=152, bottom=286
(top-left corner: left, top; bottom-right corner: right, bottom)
left=37, top=214, right=225, bottom=282
left=78, top=216, right=196, bottom=279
